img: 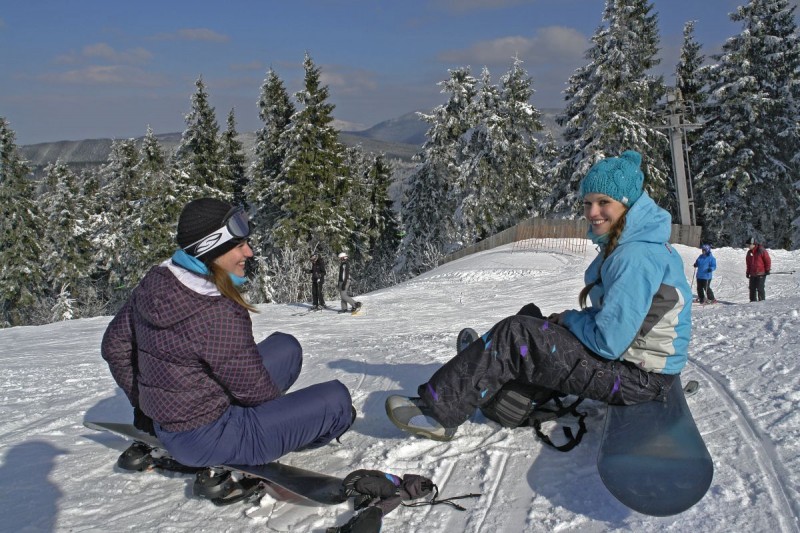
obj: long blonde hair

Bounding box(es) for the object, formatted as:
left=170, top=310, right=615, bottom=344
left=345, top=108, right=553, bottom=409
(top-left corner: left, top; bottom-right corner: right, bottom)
left=209, top=262, right=258, bottom=313
left=578, top=211, right=628, bottom=308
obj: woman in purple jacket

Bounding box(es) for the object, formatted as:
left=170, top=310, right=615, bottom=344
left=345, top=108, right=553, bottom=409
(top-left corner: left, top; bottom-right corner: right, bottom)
left=101, top=198, right=354, bottom=467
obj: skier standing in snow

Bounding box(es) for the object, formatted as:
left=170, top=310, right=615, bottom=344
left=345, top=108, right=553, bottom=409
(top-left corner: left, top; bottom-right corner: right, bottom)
left=337, top=252, right=362, bottom=313
left=386, top=150, right=693, bottom=441
left=745, top=237, right=771, bottom=302
left=101, top=198, right=354, bottom=467
left=693, top=244, right=717, bottom=304
left=308, top=253, right=327, bottom=310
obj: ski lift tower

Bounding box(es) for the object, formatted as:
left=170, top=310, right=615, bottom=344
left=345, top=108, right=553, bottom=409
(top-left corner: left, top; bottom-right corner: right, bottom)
left=659, top=88, right=700, bottom=226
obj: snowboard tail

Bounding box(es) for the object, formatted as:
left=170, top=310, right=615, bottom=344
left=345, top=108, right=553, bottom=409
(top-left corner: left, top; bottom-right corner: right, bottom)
left=597, top=376, right=713, bottom=516
left=84, top=420, right=346, bottom=507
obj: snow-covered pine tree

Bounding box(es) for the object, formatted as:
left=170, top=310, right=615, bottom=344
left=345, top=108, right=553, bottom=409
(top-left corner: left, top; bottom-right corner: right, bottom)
left=130, top=127, right=193, bottom=282
left=398, top=67, right=478, bottom=274
left=692, top=0, right=800, bottom=248
left=272, top=53, right=348, bottom=254
left=38, top=160, right=92, bottom=315
left=458, top=59, right=546, bottom=243
left=0, top=118, right=47, bottom=327
left=91, top=139, right=142, bottom=309
left=551, top=0, right=668, bottom=216
left=221, top=109, right=248, bottom=208
left=175, top=77, right=226, bottom=193
left=249, top=68, right=295, bottom=254
left=675, top=20, right=707, bottom=129
left=359, top=153, right=401, bottom=291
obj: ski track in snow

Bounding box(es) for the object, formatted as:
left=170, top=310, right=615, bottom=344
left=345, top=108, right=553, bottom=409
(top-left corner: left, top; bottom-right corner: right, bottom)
left=1, top=243, right=800, bottom=532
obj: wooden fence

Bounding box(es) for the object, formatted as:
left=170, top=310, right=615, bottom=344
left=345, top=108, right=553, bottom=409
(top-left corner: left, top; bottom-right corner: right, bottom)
left=441, top=217, right=702, bottom=265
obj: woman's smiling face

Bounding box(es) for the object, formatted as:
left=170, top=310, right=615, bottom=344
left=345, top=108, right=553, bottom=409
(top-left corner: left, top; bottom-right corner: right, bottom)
left=583, top=193, right=627, bottom=236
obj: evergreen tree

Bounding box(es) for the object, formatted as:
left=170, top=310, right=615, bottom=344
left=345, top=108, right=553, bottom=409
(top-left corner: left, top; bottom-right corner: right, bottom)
left=39, top=160, right=92, bottom=313
left=175, top=77, right=225, bottom=193
left=92, top=139, right=142, bottom=308
left=249, top=68, right=295, bottom=249
left=459, top=60, right=546, bottom=242
left=272, top=53, right=348, bottom=253
left=0, top=118, right=47, bottom=326
left=675, top=20, right=707, bottom=124
left=131, top=127, right=191, bottom=281
left=221, top=109, right=248, bottom=207
left=398, top=67, right=477, bottom=273
left=551, top=0, right=668, bottom=216
left=692, top=0, right=800, bottom=247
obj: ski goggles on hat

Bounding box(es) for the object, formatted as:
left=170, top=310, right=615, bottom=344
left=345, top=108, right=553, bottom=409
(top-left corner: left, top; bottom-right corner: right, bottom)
left=183, top=206, right=251, bottom=258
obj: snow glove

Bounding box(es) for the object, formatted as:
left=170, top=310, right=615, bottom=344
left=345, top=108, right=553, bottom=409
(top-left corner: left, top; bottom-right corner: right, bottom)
left=327, top=469, right=480, bottom=533
left=133, top=407, right=156, bottom=436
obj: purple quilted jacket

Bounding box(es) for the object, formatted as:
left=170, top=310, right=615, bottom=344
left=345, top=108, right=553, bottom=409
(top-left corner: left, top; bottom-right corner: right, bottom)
left=101, top=266, right=280, bottom=432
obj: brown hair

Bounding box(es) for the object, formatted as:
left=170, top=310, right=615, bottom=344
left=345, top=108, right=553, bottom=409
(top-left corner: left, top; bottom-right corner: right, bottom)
left=578, top=211, right=628, bottom=308
left=209, top=262, right=258, bottom=313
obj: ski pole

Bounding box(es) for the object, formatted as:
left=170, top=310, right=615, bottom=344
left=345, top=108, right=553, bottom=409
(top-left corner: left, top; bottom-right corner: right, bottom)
left=690, top=267, right=696, bottom=289
left=770, top=271, right=796, bottom=275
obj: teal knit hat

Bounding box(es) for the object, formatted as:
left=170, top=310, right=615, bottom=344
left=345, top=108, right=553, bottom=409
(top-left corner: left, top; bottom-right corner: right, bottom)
left=579, top=150, right=645, bottom=207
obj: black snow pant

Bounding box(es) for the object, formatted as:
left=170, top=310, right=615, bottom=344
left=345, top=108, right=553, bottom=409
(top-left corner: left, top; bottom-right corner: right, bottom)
left=696, top=278, right=716, bottom=302
left=419, top=315, right=675, bottom=428
left=749, top=275, right=766, bottom=301
left=312, top=278, right=326, bottom=307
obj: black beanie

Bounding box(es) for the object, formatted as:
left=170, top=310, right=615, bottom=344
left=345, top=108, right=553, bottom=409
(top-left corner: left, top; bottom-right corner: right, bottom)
left=177, top=198, right=238, bottom=262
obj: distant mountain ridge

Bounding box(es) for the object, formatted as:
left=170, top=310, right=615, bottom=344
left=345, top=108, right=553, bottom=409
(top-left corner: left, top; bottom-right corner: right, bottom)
left=19, top=108, right=563, bottom=176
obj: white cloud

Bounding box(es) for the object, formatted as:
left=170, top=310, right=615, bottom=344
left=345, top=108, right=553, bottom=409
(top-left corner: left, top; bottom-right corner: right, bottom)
left=40, top=65, right=166, bottom=87
left=150, top=28, right=229, bottom=43
left=55, top=43, right=152, bottom=65
left=438, top=25, right=588, bottom=68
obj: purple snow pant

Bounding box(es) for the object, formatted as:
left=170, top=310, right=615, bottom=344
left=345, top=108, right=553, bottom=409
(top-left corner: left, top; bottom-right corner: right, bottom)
left=156, top=332, right=353, bottom=466
left=419, top=315, right=676, bottom=428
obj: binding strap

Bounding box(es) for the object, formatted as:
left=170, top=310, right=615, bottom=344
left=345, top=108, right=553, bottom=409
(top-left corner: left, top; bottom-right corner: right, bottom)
left=530, top=396, right=587, bottom=452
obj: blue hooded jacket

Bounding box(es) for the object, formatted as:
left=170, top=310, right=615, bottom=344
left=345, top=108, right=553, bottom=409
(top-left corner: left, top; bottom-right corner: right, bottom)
left=561, top=192, right=692, bottom=374
left=693, top=251, right=716, bottom=281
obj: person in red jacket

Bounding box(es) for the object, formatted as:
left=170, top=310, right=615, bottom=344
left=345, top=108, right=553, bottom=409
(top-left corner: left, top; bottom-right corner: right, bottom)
left=101, top=198, right=354, bottom=467
left=745, top=236, right=771, bottom=302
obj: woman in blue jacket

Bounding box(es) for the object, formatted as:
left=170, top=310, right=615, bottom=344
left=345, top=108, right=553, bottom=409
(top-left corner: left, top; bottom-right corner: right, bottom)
left=693, top=244, right=717, bottom=304
left=386, top=151, right=693, bottom=441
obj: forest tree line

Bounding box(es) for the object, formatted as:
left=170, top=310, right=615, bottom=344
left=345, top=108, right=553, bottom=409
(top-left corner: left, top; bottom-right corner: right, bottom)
left=1, top=0, right=798, bottom=327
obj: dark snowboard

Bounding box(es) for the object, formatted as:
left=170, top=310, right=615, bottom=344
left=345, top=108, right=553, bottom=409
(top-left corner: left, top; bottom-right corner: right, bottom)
left=84, top=420, right=346, bottom=506
left=457, top=327, right=480, bottom=352
left=597, top=376, right=713, bottom=516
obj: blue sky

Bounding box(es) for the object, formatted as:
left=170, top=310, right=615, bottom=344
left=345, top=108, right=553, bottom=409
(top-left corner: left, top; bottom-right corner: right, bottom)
left=1, top=0, right=798, bottom=145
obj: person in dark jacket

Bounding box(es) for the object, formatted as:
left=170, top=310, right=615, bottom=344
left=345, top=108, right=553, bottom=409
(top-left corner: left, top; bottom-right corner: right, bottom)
left=309, top=253, right=327, bottom=310
left=101, top=198, right=354, bottom=467
left=693, top=244, right=717, bottom=304
left=386, top=150, right=692, bottom=441
left=745, top=237, right=771, bottom=302
left=337, top=252, right=362, bottom=313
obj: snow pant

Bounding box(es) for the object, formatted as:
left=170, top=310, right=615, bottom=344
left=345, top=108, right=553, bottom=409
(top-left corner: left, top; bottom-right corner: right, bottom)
left=749, top=275, right=766, bottom=301
left=312, top=278, right=326, bottom=307
left=338, top=280, right=358, bottom=310
left=419, top=315, right=676, bottom=428
left=156, top=332, right=353, bottom=467
left=696, top=278, right=716, bottom=302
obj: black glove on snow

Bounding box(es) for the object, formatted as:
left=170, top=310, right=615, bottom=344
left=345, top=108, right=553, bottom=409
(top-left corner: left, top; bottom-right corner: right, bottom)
left=516, top=303, right=544, bottom=319
left=133, top=407, right=156, bottom=436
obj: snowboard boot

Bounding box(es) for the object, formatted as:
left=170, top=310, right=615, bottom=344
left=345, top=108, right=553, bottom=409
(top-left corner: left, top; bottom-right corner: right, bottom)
left=117, top=442, right=154, bottom=471
left=385, top=396, right=456, bottom=442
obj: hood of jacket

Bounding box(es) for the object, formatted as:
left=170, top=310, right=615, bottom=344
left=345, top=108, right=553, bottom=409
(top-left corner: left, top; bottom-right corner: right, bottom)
left=132, top=265, right=220, bottom=329
left=590, top=191, right=671, bottom=248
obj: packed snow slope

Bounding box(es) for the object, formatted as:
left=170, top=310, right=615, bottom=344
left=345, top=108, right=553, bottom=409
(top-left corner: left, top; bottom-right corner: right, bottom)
left=1, top=242, right=798, bottom=533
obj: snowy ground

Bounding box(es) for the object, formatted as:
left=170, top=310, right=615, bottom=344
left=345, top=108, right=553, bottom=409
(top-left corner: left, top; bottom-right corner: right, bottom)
left=1, top=242, right=798, bottom=533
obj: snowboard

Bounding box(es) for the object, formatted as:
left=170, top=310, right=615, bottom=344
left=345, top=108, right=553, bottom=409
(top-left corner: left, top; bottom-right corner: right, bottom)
left=84, top=421, right=346, bottom=507
left=457, top=327, right=480, bottom=352
left=596, top=376, right=713, bottom=516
